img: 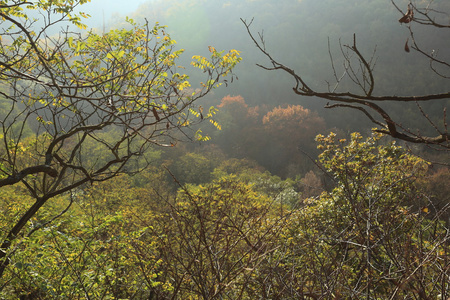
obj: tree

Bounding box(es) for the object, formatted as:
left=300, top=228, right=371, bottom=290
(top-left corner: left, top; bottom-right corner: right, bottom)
left=242, top=0, right=450, bottom=149
left=263, top=132, right=449, bottom=298
left=151, top=175, right=288, bottom=299
left=262, top=105, right=326, bottom=176
left=0, top=0, right=240, bottom=279
left=0, top=174, right=169, bottom=299
left=215, top=95, right=258, bottom=158
left=216, top=96, right=325, bottom=177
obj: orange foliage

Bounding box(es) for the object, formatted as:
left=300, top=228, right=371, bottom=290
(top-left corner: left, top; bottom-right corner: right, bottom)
left=217, top=95, right=255, bottom=125
left=246, top=106, right=260, bottom=123
left=263, top=105, right=311, bottom=124
left=215, top=97, right=326, bottom=177
left=262, top=105, right=325, bottom=134
left=217, top=95, right=247, bottom=108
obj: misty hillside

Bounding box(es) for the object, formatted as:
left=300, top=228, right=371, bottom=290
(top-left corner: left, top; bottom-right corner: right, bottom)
left=1, top=0, right=449, bottom=298
left=99, top=0, right=449, bottom=133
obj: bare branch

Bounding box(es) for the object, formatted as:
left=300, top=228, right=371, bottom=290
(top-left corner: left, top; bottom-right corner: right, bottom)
left=0, top=165, right=58, bottom=188
left=242, top=14, right=450, bottom=149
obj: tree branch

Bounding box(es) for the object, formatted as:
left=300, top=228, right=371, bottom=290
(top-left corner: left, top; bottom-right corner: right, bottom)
left=0, top=165, right=58, bottom=188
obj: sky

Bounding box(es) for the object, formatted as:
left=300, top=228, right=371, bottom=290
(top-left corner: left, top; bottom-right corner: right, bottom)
left=75, top=0, right=149, bottom=29
left=0, top=0, right=148, bottom=34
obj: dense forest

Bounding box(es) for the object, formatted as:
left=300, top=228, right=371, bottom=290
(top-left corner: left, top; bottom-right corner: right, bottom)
left=0, top=0, right=449, bottom=299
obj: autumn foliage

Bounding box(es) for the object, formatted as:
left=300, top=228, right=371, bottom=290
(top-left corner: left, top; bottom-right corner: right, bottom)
left=216, top=97, right=326, bottom=176
left=2, top=133, right=448, bottom=299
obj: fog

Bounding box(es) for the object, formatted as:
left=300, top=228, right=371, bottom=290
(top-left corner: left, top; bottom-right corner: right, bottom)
left=91, top=1, right=444, bottom=133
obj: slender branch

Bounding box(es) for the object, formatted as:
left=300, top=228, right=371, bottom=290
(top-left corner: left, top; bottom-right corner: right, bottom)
left=242, top=18, right=450, bottom=148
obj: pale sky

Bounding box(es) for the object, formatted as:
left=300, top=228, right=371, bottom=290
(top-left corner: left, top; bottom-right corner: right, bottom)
left=75, top=0, right=148, bottom=29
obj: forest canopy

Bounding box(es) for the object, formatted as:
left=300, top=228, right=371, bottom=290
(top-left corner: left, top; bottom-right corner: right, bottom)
left=0, top=0, right=448, bottom=299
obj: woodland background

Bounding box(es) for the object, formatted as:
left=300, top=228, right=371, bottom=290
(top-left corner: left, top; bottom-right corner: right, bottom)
left=0, top=0, right=449, bottom=298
